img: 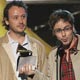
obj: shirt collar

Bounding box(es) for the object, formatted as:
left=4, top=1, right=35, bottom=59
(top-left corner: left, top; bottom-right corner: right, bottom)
left=7, top=31, right=29, bottom=45
left=58, top=35, right=78, bottom=56
left=22, top=35, right=28, bottom=46
left=7, top=31, right=18, bottom=44
left=69, top=35, right=78, bottom=54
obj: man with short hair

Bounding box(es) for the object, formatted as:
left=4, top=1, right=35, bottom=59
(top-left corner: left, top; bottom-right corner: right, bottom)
left=0, top=1, right=46, bottom=80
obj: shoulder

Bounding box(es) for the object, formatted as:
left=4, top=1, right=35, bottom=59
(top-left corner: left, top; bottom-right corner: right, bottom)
left=0, top=34, right=8, bottom=44
left=0, top=36, right=4, bottom=42
left=27, top=35, right=46, bottom=55
left=48, top=46, right=58, bottom=59
left=28, top=35, right=45, bottom=49
left=77, top=34, right=80, bottom=40
left=76, top=34, right=80, bottom=50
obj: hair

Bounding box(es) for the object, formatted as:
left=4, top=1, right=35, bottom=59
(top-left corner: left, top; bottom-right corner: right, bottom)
left=2, top=1, right=28, bottom=30
left=48, top=9, right=75, bottom=30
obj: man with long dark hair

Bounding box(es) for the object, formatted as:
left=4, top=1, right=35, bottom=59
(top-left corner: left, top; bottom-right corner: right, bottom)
left=48, top=9, right=80, bottom=80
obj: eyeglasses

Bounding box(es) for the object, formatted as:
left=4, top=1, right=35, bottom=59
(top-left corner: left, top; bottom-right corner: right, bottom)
left=54, top=26, right=72, bottom=34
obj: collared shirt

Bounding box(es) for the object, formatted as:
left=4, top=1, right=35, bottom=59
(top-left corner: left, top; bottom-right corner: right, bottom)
left=7, top=32, right=32, bottom=80
left=60, top=35, right=78, bottom=80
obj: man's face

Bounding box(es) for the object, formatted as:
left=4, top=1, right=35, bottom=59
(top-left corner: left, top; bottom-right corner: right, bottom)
left=53, top=19, right=74, bottom=46
left=6, top=6, right=27, bottom=34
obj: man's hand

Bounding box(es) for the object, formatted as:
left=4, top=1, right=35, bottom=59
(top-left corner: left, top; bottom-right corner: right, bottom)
left=19, top=64, right=36, bottom=75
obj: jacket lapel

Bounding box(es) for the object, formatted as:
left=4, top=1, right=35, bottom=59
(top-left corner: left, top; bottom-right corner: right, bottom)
left=1, top=34, right=17, bottom=79
left=2, top=43, right=17, bottom=77
left=28, top=36, right=38, bottom=67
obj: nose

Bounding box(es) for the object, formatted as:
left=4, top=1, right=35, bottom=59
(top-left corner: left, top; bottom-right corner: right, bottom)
left=61, top=30, right=66, bottom=37
left=19, top=17, right=23, bottom=23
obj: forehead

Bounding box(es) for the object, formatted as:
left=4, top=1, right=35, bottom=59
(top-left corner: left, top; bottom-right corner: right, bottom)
left=8, top=6, right=26, bottom=16
left=54, top=19, right=72, bottom=29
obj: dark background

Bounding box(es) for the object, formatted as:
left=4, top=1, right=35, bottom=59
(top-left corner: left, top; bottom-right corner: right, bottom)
left=26, top=3, right=80, bottom=46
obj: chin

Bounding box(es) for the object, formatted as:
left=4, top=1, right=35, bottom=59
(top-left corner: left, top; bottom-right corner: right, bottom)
left=63, top=42, right=70, bottom=46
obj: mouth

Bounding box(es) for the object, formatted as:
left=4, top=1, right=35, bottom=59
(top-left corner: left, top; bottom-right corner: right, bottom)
left=19, top=24, right=25, bottom=29
left=61, top=38, right=68, bottom=42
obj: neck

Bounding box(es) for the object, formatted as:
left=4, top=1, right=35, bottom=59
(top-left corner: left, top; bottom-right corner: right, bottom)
left=8, top=31, right=25, bottom=45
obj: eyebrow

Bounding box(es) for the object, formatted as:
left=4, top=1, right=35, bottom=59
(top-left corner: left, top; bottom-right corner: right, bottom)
left=55, top=25, right=72, bottom=30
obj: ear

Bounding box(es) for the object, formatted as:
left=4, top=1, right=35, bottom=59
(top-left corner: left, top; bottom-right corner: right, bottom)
left=4, top=18, right=9, bottom=25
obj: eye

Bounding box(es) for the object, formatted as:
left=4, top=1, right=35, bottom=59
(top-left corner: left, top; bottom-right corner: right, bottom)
left=64, top=27, right=72, bottom=31
left=22, top=14, right=26, bottom=19
left=13, top=16, right=18, bottom=20
left=54, top=29, right=62, bottom=33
